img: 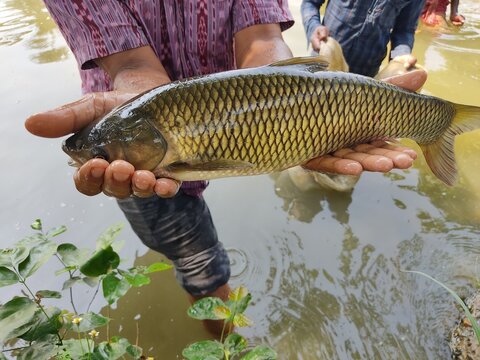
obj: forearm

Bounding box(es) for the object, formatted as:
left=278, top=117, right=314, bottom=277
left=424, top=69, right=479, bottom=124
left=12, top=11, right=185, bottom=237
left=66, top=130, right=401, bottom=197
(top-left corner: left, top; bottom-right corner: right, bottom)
left=301, top=0, right=324, bottom=44
left=234, top=24, right=293, bottom=68
left=95, top=46, right=171, bottom=92
left=390, top=3, right=423, bottom=59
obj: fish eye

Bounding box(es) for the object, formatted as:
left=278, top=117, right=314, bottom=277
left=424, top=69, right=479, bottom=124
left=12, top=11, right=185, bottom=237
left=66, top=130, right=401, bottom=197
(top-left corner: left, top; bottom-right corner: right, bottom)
left=91, top=147, right=109, bottom=162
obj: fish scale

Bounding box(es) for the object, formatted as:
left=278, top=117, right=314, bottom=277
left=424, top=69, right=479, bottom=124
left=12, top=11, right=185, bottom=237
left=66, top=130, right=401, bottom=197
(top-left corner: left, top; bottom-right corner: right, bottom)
left=148, top=70, right=452, bottom=180
left=63, top=56, right=480, bottom=185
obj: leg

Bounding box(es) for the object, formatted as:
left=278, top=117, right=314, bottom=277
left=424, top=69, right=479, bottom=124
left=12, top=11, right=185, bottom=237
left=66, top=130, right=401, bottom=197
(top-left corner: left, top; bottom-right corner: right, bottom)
left=117, top=191, right=231, bottom=333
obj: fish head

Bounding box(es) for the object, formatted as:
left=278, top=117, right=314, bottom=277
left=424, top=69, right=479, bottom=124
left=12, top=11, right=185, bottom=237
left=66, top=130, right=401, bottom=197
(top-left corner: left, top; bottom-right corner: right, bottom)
left=62, top=110, right=167, bottom=171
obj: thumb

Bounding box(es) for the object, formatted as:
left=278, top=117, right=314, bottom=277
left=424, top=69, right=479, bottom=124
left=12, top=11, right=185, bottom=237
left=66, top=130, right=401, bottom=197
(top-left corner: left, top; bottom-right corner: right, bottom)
left=25, top=91, right=135, bottom=138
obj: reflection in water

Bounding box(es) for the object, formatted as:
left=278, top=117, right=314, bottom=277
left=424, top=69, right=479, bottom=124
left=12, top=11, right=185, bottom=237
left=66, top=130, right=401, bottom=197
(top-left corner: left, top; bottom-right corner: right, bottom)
left=271, top=170, right=353, bottom=224
left=0, top=0, right=68, bottom=63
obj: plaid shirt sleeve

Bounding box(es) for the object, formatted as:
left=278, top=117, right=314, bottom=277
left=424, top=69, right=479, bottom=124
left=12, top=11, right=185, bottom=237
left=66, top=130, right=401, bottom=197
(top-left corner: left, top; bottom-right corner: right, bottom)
left=390, top=0, right=425, bottom=59
left=232, top=0, right=294, bottom=34
left=300, top=0, right=325, bottom=47
left=43, top=0, right=149, bottom=70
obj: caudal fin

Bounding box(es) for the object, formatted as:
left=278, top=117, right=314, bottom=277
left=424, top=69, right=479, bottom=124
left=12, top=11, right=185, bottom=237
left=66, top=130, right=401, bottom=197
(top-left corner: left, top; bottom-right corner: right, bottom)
left=420, top=104, right=480, bottom=185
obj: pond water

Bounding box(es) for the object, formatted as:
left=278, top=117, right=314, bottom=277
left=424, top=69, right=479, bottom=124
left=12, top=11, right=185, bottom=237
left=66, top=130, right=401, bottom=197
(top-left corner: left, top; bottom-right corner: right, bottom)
left=1, top=0, right=479, bottom=359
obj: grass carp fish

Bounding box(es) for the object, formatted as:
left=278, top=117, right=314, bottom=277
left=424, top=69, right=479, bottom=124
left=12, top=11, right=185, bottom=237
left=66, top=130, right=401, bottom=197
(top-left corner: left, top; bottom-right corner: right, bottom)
left=63, top=56, right=480, bottom=185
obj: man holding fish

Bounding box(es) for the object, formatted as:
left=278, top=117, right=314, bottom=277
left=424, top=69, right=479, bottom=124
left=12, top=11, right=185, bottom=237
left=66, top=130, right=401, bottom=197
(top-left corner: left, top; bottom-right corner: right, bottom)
left=25, top=0, right=433, bottom=333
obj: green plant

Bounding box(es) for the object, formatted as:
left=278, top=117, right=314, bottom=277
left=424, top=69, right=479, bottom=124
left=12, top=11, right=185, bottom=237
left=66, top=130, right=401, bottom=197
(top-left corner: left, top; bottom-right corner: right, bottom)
left=183, top=286, right=277, bottom=360
left=404, top=270, right=480, bottom=344
left=0, top=219, right=172, bottom=359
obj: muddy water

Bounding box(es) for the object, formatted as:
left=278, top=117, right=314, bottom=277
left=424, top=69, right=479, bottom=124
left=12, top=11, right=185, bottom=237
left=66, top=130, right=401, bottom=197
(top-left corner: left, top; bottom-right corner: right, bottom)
left=1, top=0, right=479, bottom=359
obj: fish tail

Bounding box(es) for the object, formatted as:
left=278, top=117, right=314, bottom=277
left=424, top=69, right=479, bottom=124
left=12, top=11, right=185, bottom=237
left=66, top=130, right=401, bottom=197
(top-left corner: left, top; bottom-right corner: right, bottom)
left=420, top=104, right=480, bottom=185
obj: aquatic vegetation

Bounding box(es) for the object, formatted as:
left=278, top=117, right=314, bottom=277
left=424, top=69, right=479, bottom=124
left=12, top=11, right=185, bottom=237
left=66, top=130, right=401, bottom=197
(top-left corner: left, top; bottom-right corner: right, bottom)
left=183, top=286, right=276, bottom=360
left=0, top=219, right=172, bottom=359
left=404, top=270, right=480, bottom=344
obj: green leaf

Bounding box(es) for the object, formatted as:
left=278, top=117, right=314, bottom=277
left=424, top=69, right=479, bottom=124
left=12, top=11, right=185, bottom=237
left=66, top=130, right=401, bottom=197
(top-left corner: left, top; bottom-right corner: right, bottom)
left=36, top=290, right=62, bottom=299
left=224, top=334, right=247, bottom=357
left=80, top=246, right=120, bottom=277
left=17, top=335, right=58, bottom=360
left=0, top=297, right=38, bottom=342
left=47, top=225, right=67, bottom=238
left=59, top=339, right=95, bottom=359
left=212, top=305, right=231, bottom=320
left=83, top=276, right=100, bottom=288
left=145, top=262, right=173, bottom=273
left=19, top=307, right=62, bottom=342
left=18, top=240, right=57, bottom=278
left=70, top=312, right=109, bottom=333
left=126, top=344, right=143, bottom=358
left=89, top=337, right=140, bottom=360
left=233, top=313, right=254, bottom=328
left=229, top=286, right=249, bottom=302
left=62, top=276, right=83, bottom=290
left=57, top=243, right=91, bottom=267
left=31, top=219, right=42, bottom=231
left=55, top=265, right=77, bottom=276
left=0, top=247, right=29, bottom=269
left=228, top=293, right=252, bottom=315
left=241, top=346, right=277, bottom=360
left=182, top=340, right=224, bottom=360
left=0, top=266, right=18, bottom=287
left=102, top=273, right=131, bottom=305
left=96, top=223, right=124, bottom=250
left=123, top=272, right=151, bottom=287
left=187, top=297, right=227, bottom=320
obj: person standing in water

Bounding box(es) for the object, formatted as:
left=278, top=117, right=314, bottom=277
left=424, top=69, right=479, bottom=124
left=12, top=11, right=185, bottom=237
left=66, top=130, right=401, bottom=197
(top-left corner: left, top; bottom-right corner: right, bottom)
left=301, top=0, right=426, bottom=77
left=421, top=0, right=465, bottom=27
left=25, top=0, right=418, bottom=334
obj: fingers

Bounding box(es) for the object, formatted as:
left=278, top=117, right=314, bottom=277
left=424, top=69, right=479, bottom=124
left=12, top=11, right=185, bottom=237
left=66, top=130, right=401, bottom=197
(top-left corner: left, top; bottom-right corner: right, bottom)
left=310, top=26, right=329, bottom=52
left=303, top=141, right=417, bottom=175
left=370, top=140, right=418, bottom=160
left=74, top=160, right=180, bottom=199
left=132, top=170, right=157, bottom=198
left=25, top=91, right=136, bottom=138
left=74, top=158, right=110, bottom=196
left=103, top=161, right=136, bottom=199
left=392, top=54, right=417, bottom=70
left=350, top=144, right=414, bottom=169
left=303, top=155, right=363, bottom=175
left=154, top=178, right=181, bottom=198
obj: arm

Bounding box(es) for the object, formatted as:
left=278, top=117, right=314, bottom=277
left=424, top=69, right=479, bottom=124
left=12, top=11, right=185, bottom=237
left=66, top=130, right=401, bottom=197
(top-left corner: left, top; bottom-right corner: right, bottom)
left=301, top=0, right=329, bottom=52
left=390, top=2, right=424, bottom=60
left=234, top=24, right=416, bottom=175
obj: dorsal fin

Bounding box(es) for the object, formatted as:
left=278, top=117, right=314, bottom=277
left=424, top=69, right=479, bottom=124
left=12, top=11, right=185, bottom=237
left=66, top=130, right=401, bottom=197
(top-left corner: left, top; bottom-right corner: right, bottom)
left=269, top=56, right=330, bottom=73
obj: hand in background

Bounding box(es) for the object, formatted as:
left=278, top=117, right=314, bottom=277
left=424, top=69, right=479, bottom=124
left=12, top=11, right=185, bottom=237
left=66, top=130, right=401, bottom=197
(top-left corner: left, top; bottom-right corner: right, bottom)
left=310, top=25, right=330, bottom=52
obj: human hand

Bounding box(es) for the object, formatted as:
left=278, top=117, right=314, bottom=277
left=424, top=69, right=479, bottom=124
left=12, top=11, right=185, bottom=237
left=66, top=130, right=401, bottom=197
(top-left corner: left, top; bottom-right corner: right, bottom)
left=391, top=54, right=417, bottom=71
left=302, top=72, right=421, bottom=175
left=310, top=25, right=329, bottom=52
left=25, top=90, right=181, bottom=199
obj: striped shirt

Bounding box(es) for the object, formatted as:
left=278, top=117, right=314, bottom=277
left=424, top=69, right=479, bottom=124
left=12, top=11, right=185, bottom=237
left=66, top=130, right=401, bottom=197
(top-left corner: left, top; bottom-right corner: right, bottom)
left=301, top=0, right=425, bottom=77
left=43, top=0, right=294, bottom=195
